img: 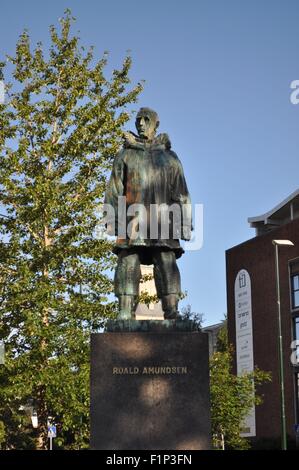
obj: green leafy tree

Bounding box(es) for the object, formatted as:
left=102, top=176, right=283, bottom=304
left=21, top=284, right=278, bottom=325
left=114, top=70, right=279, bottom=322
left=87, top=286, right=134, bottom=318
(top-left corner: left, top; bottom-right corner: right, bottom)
left=179, top=303, right=203, bottom=327
left=210, top=322, right=271, bottom=450
left=0, top=420, right=6, bottom=448
left=0, top=10, right=142, bottom=449
left=137, top=272, right=159, bottom=307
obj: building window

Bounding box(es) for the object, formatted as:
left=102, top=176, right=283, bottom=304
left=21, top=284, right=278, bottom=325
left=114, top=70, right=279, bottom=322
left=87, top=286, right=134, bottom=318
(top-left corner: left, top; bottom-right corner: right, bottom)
left=292, top=275, right=299, bottom=309
left=290, top=260, right=299, bottom=310
left=294, top=318, right=299, bottom=366
left=290, top=263, right=299, bottom=367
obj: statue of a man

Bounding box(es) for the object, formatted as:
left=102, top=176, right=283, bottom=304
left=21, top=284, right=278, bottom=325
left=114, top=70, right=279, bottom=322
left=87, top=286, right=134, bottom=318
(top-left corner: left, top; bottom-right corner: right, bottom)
left=104, top=107, right=192, bottom=320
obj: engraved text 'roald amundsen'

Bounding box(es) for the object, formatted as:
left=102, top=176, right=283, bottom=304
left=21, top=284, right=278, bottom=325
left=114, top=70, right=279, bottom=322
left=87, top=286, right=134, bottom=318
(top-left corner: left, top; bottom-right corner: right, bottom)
left=112, top=366, right=188, bottom=375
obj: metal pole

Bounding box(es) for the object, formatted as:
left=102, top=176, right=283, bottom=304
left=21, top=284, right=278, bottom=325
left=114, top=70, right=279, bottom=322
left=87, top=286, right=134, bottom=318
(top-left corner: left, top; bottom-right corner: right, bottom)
left=49, top=436, right=52, bottom=450
left=274, top=243, right=287, bottom=450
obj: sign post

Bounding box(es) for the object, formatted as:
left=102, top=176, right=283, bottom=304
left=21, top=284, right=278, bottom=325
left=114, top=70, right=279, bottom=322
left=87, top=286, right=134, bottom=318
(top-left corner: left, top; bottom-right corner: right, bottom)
left=47, top=424, right=56, bottom=450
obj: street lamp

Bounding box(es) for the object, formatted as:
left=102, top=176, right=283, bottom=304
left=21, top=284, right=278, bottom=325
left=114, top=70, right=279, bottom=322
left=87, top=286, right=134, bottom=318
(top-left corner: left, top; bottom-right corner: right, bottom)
left=272, top=239, right=294, bottom=450
left=31, top=411, right=38, bottom=429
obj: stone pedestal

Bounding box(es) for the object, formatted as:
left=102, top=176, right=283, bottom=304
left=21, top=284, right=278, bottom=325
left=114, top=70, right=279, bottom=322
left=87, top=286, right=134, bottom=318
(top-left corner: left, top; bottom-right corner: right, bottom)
left=90, top=321, right=211, bottom=450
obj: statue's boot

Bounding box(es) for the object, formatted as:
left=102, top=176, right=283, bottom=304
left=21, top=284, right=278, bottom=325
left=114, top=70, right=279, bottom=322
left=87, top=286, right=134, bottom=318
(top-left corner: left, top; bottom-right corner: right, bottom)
left=162, top=294, right=179, bottom=320
left=118, top=295, right=136, bottom=320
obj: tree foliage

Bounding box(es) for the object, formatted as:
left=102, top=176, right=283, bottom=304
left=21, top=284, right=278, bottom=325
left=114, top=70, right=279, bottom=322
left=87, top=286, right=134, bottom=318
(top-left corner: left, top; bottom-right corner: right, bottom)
left=179, top=303, right=203, bottom=328
left=210, top=322, right=271, bottom=450
left=0, top=10, right=142, bottom=449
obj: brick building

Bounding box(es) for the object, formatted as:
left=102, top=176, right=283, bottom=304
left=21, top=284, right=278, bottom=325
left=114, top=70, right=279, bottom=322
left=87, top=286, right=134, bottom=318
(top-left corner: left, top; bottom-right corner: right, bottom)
left=226, top=189, right=299, bottom=448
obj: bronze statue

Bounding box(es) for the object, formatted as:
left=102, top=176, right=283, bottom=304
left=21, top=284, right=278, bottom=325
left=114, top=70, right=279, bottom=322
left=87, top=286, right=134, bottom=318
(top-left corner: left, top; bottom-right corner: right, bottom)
left=104, top=107, right=192, bottom=320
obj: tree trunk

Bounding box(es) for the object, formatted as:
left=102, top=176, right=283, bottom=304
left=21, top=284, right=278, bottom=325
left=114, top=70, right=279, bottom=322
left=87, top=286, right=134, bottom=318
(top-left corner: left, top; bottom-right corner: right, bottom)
left=36, top=386, right=48, bottom=450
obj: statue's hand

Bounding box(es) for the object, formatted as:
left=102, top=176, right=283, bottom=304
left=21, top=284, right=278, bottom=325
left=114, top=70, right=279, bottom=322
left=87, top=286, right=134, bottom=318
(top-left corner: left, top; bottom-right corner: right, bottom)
left=123, top=131, right=136, bottom=146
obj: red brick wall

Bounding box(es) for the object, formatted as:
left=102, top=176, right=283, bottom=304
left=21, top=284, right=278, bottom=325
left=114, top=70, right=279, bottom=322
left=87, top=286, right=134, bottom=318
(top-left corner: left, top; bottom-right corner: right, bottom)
left=226, top=218, right=299, bottom=441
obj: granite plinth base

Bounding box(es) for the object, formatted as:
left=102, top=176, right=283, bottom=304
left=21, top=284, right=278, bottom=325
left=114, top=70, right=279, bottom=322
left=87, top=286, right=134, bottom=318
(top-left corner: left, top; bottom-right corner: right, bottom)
left=90, top=322, right=211, bottom=450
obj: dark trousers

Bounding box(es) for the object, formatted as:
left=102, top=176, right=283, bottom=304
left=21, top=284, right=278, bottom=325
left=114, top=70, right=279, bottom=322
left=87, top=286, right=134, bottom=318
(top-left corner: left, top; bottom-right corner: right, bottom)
left=114, top=249, right=181, bottom=298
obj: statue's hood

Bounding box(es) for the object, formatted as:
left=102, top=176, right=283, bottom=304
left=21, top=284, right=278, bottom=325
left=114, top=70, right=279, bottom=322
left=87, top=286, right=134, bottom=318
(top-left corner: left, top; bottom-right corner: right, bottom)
left=123, top=131, right=171, bottom=151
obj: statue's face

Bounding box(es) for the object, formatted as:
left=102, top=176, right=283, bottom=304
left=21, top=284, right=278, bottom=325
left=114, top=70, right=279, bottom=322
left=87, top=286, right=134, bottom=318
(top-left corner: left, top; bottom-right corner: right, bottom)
left=136, top=114, right=157, bottom=140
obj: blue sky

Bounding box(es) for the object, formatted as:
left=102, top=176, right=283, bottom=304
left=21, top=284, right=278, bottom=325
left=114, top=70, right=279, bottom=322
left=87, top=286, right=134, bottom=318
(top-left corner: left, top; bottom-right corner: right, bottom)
left=1, top=0, right=299, bottom=326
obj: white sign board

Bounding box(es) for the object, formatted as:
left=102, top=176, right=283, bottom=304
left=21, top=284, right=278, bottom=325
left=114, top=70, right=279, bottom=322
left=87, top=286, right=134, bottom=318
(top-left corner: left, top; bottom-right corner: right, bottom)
left=234, top=269, right=256, bottom=437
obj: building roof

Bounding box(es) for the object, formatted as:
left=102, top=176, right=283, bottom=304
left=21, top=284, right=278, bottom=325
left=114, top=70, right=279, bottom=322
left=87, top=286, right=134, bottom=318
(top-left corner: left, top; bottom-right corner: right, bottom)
left=202, top=322, right=223, bottom=332
left=248, top=188, right=299, bottom=235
